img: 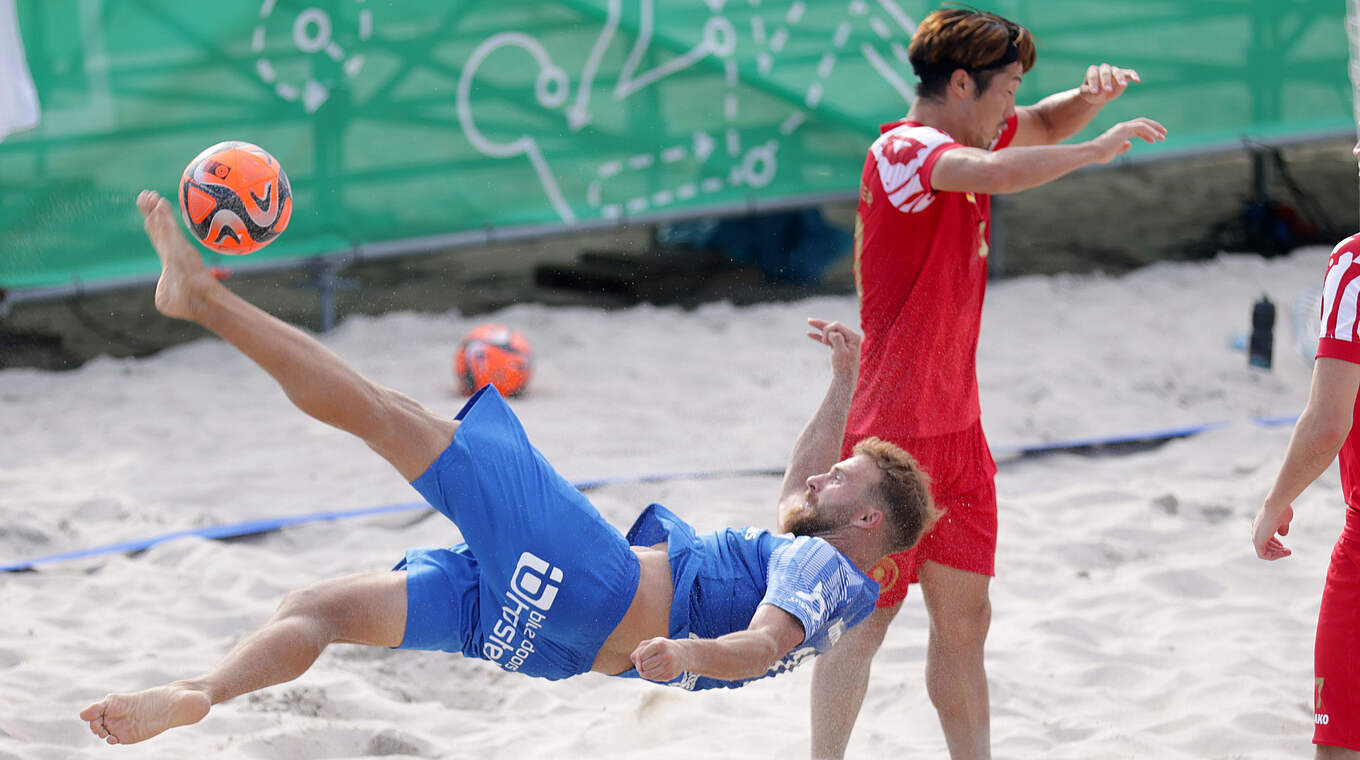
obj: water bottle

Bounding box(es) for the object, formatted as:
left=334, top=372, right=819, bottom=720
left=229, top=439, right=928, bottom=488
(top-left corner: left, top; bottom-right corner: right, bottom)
left=1249, top=295, right=1275, bottom=369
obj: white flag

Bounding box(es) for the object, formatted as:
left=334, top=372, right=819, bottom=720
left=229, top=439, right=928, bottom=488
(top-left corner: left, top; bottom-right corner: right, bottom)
left=0, top=0, right=40, bottom=142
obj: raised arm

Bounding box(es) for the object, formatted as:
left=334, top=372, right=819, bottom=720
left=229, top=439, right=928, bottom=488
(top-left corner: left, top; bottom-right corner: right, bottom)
left=1252, top=357, right=1360, bottom=560
left=630, top=604, right=806, bottom=683
left=777, top=319, right=861, bottom=510
left=1012, top=63, right=1141, bottom=147
left=930, top=116, right=1166, bottom=196
left=929, top=61, right=1163, bottom=196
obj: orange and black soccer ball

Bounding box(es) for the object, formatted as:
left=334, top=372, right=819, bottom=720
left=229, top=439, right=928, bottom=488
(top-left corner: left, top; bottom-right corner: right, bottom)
left=455, top=323, right=533, bottom=396
left=178, top=141, right=292, bottom=255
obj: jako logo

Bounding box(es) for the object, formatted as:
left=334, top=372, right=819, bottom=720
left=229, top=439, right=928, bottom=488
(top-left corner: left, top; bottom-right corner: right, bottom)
left=512, top=552, right=563, bottom=611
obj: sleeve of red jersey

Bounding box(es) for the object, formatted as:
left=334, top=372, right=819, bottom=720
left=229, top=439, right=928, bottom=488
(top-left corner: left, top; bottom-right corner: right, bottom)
left=917, top=140, right=961, bottom=195
left=1318, top=338, right=1360, bottom=364
left=1316, top=237, right=1360, bottom=365
left=917, top=115, right=1018, bottom=192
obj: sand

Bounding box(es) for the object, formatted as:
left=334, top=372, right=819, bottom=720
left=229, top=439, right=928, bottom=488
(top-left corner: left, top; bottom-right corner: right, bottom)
left=0, top=245, right=1342, bottom=758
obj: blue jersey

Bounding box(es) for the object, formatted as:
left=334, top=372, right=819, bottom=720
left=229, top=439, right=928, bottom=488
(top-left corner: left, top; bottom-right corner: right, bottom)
left=623, top=503, right=879, bottom=691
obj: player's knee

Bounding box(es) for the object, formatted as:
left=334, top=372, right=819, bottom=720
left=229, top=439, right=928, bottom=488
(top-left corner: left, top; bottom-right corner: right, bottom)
left=933, top=598, right=991, bottom=645
left=275, top=582, right=344, bottom=638
left=370, top=387, right=454, bottom=444
left=364, top=386, right=421, bottom=431
left=375, top=387, right=425, bottom=417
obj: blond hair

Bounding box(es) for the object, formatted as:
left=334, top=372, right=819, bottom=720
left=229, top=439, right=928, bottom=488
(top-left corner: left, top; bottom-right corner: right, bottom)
left=853, top=437, right=941, bottom=552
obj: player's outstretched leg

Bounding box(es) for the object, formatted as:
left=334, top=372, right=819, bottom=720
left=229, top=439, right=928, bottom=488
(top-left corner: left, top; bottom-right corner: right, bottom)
left=136, top=190, right=455, bottom=481
left=79, top=572, right=407, bottom=745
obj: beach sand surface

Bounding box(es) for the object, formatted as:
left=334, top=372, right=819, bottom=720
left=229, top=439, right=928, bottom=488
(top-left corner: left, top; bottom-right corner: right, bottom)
left=0, top=246, right=1340, bottom=758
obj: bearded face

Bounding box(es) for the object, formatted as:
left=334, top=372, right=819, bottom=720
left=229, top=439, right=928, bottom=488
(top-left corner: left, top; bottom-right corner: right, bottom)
left=781, top=456, right=880, bottom=537
left=783, top=489, right=847, bottom=537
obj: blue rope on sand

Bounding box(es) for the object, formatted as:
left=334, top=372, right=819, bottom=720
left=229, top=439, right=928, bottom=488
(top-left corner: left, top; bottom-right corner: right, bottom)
left=989, top=415, right=1296, bottom=457
left=1, top=417, right=1297, bottom=573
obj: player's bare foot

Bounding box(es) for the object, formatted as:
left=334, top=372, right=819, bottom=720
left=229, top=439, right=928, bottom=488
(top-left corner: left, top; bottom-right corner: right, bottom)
left=137, top=190, right=214, bottom=322
left=79, top=683, right=211, bottom=745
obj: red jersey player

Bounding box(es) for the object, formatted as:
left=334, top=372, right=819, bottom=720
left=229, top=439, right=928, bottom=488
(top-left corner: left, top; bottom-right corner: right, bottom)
left=1253, top=137, right=1360, bottom=760
left=809, top=8, right=1166, bottom=759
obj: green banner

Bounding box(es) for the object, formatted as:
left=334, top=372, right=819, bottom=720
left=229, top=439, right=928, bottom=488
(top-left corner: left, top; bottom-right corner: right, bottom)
left=1, top=0, right=1352, bottom=292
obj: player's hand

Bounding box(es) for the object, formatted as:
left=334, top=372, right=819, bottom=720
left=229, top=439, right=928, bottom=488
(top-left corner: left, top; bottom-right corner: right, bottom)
left=631, top=637, right=689, bottom=682
left=806, top=318, right=861, bottom=382
left=1252, top=502, right=1295, bottom=561
left=1079, top=63, right=1140, bottom=105
left=1088, top=118, right=1167, bottom=163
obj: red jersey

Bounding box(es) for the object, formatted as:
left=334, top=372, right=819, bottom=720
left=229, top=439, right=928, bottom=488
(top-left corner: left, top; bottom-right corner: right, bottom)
left=845, top=116, right=1018, bottom=442
left=1318, top=233, right=1360, bottom=510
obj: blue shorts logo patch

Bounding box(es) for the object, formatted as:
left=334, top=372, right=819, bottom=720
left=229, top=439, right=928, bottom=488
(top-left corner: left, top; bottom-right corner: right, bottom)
left=484, top=552, right=564, bottom=671
left=513, top=551, right=564, bottom=610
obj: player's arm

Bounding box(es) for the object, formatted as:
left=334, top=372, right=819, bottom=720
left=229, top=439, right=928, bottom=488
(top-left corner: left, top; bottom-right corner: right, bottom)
left=630, top=604, right=806, bottom=683
left=930, top=116, right=1166, bottom=196
left=1252, top=357, right=1360, bottom=560
left=777, top=320, right=860, bottom=512
left=1011, top=64, right=1141, bottom=148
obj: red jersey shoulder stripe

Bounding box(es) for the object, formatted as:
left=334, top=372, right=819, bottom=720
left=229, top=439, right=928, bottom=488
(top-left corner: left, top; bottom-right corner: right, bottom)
left=1320, top=234, right=1360, bottom=346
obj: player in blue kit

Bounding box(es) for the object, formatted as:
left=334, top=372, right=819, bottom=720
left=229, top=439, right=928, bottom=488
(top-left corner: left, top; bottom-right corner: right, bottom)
left=81, top=191, right=937, bottom=746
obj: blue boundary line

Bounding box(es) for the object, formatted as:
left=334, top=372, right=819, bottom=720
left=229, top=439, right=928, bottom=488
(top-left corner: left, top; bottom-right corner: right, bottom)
left=1, top=418, right=1297, bottom=573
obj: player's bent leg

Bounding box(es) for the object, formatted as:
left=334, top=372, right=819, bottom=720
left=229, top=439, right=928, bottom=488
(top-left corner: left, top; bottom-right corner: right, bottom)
left=810, top=601, right=901, bottom=759
left=80, top=571, right=407, bottom=745
left=1318, top=746, right=1360, bottom=758
left=919, top=561, right=992, bottom=760
left=137, top=190, right=456, bottom=481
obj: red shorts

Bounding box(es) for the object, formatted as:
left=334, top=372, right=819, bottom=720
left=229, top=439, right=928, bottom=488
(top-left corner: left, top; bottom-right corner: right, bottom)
left=1314, top=508, right=1360, bottom=749
left=852, top=423, right=998, bottom=608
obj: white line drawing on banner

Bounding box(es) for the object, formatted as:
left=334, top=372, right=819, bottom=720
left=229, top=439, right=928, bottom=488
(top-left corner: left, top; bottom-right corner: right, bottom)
left=567, top=0, right=621, bottom=130
left=733, top=139, right=778, bottom=187
left=252, top=0, right=373, bottom=114
left=861, top=42, right=912, bottom=102
left=458, top=0, right=917, bottom=225
left=614, top=0, right=736, bottom=99
left=457, top=32, right=576, bottom=224
left=744, top=0, right=916, bottom=140
left=877, top=0, right=917, bottom=36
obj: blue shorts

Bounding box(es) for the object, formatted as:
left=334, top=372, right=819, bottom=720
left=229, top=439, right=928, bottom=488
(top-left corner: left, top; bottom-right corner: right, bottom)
left=394, top=385, right=640, bottom=681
